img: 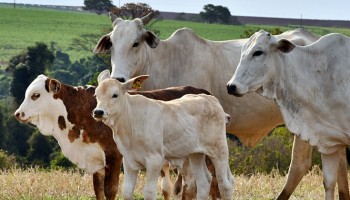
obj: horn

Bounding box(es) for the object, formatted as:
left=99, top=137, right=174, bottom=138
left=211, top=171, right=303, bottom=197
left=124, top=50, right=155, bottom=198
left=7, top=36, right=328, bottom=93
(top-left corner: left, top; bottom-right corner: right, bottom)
left=141, top=12, right=154, bottom=25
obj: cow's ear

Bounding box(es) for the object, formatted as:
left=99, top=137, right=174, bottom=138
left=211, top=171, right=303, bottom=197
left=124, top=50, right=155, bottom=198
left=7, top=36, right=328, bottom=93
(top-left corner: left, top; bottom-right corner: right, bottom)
left=121, top=75, right=149, bottom=93
left=49, top=79, right=61, bottom=94
left=276, top=39, right=295, bottom=53
left=98, top=70, right=111, bottom=84
left=93, top=33, right=112, bottom=54
left=143, top=31, right=159, bottom=48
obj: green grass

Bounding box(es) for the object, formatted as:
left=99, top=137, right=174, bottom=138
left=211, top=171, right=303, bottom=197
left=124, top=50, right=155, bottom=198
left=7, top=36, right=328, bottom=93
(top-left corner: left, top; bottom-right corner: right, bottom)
left=0, top=5, right=109, bottom=63
left=1, top=4, right=350, bottom=64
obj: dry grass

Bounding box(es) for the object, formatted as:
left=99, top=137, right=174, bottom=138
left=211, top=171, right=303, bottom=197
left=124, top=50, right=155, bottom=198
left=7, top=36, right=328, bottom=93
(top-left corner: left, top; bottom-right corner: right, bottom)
left=0, top=166, right=341, bottom=199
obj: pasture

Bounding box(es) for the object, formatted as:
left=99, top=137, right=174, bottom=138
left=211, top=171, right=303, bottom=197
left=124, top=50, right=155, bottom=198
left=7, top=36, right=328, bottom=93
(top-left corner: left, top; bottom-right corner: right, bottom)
left=0, top=166, right=336, bottom=199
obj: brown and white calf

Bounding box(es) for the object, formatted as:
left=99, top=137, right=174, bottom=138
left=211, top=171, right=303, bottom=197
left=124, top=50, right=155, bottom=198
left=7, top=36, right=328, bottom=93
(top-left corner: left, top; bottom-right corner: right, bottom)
left=14, top=74, right=122, bottom=200
left=93, top=74, right=233, bottom=200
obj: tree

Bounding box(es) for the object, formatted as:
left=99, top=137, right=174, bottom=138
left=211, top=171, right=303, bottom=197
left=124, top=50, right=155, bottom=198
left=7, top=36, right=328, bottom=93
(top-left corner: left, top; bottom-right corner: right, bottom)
left=83, top=0, right=114, bottom=15
left=200, top=4, right=232, bottom=24
left=9, top=42, right=54, bottom=105
left=110, top=3, right=159, bottom=19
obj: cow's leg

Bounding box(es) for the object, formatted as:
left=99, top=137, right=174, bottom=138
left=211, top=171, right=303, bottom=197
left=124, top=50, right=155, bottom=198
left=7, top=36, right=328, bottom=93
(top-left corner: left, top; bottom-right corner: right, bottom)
left=188, top=153, right=211, bottom=199
left=123, top=160, right=138, bottom=200
left=337, top=148, right=350, bottom=200
left=144, top=157, right=163, bottom=200
left=209, top=155, right=233, bottom=200
left=322, top=151, right=340, bottom=200
left=160, top=161, right=173, bottom=200
left=277, top=136, right=312, bottom=200
left=104, top=154, right=123, bottom=200
left=93, top=168, right=105, bottom=200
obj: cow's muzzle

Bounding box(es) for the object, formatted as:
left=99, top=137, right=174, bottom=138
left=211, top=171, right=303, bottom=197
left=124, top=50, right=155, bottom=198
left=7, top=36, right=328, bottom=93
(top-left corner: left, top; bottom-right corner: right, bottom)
left=226, top=84, right=244, bottom=97
left=14, top=111, right=29, bottom=123
left=93, top=109, right=105, bottom=119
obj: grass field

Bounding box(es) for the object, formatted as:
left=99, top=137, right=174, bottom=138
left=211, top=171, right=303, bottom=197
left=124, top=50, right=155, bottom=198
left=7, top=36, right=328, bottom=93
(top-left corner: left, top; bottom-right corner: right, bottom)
left=0, top=166, right=338, bottom=199
left=1, top=4, right=350, bottom=64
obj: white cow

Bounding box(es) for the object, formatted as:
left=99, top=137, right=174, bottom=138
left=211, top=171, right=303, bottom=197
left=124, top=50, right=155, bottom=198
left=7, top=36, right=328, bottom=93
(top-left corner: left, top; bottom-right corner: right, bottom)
left=93, top=13, right=349, bottom=199
left=93, top=74, right=233, bottom=200
left=227, top=30, right=350, bottom=200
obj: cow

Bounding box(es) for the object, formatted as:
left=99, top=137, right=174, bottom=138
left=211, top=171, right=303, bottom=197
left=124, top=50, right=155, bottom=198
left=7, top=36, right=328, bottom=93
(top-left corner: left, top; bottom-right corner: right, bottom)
left=14, top=74, right=122, bottom=200
left=226, top=30, right=350, bottom=200
left=93, top=74, right=234, bottom=200
left=93, top=13, right=349, bottom=199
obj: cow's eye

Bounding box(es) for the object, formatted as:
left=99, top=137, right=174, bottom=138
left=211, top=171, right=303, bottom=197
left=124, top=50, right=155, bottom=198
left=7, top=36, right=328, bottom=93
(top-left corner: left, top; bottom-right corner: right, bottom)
left=252, top=51, right=263, bottom=57
left=112, top=94, right=118, bottom=98
left=31, top=93, right=40, bottom=101
left=132, top=42, right=139, bottom=48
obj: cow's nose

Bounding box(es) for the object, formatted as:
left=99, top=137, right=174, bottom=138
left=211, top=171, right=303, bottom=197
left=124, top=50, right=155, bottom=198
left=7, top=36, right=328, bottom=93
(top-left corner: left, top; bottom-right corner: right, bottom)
left=226, top=84, right=243, bottom=97
left=93, top=109, right=104, bottom=118
left=14, top=111, right=24, bottom=119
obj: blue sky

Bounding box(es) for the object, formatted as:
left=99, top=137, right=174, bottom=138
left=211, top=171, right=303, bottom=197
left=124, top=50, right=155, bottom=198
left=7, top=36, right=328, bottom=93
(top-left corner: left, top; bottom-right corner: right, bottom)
left=1, top=0, right=350, bottom=20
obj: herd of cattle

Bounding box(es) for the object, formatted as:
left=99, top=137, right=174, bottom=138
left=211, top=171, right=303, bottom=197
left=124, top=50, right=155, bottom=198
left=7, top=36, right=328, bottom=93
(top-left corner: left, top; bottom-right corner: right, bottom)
left=13, top=12, right=350, bottom=200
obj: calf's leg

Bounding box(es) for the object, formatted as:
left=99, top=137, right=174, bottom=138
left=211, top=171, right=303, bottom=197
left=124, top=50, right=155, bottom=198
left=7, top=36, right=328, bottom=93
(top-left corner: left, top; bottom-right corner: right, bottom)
left=188, top=153, right=211, bottom=200
left=104, top=154, right=123, bottom=200
left=209, top=156, right=233, bottom=200
left=93, top=168, right=105, bottom=200
left=160, top=161, right=173, bottom=200
left=123, top=160, right=138, bottom=200
left=144, top=157, right=163, bottom=200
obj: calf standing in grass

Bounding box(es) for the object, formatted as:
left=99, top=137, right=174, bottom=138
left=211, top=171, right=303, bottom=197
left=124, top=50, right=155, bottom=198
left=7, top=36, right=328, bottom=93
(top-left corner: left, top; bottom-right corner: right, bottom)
left=14, top=74, right=122, bottom=200
left=93, top=74, right=233, bottom=200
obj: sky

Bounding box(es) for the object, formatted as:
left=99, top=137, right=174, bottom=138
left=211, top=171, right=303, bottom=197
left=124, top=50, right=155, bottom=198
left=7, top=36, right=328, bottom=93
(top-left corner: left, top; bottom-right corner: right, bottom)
left=1, top=0, right=350, bottom=21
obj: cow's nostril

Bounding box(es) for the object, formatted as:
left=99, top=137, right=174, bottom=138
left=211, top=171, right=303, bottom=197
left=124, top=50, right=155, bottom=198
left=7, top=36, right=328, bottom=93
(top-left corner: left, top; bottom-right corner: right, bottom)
left=227, top=84, right=237, bottom=94
left=15, top=112, right=20, bottom=118
left=15, top=112, right=24, bottom=118
left=93, top=110, right=104, bottom=118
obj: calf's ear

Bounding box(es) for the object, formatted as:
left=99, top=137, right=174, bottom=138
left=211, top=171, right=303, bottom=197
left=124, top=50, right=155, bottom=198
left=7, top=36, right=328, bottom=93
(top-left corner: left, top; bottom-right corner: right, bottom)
left=121, top=75, right=149, bottom=93
left=93, top=33, right=112, bottom=54
left=98, top=70, right=111, bottom=84
left=49, top=79, right=61, bottom=94
left=276, top=39, right=296, bottom=53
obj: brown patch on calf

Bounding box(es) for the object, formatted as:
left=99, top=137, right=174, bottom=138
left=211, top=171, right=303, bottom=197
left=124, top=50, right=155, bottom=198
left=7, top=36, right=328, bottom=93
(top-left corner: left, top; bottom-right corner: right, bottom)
left=58, top=116, right=66, bottom=130
left=68, top=126, right=80, bottom=143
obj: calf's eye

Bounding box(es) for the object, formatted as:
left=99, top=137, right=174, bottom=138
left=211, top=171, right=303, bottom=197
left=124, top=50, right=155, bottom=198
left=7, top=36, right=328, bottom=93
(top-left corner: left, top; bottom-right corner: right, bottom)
left=112, top=94, right=118, bottom=98
left=31, top=93, right=40, bottom=101
left=252, top=51, right=263, bottom=57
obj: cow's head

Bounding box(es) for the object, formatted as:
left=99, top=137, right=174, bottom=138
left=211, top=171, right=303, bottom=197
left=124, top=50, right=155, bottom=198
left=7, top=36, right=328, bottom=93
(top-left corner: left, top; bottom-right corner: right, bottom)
left=14, top=75, right=66, bottom=135
left=93, top=70, right=149, bottom=124
left=226, top=30, right=296, bottom=97
left=93, top=12, right=159, bottom=82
